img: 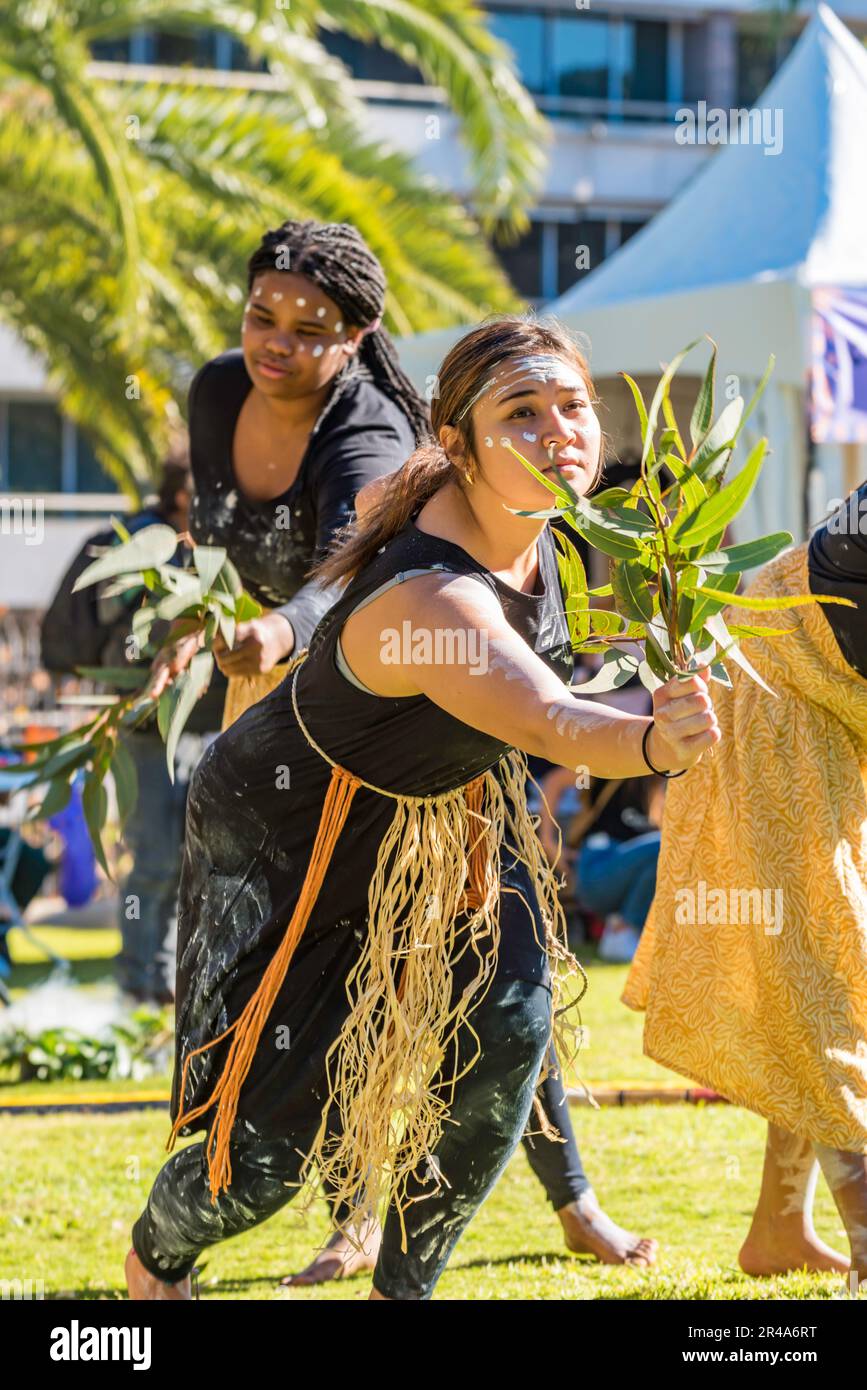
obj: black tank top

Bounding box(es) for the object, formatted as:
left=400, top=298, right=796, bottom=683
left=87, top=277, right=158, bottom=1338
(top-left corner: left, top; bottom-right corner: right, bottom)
left=294, top=514, right=574, bottom=796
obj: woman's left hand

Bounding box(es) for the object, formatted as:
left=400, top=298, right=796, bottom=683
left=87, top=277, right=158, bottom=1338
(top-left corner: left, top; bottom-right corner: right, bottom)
left=213, top=613, right=294, bottom=676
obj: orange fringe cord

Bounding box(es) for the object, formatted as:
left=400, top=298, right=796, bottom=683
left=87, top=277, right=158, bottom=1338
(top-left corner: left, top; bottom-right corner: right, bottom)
left=166, top=763, right=361, bottom=1203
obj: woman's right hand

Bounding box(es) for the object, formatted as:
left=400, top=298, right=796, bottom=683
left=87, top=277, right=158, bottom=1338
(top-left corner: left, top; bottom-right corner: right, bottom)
left=647, top=670, right=720, bottom=774
left=146, top=626, right=205, bottom=700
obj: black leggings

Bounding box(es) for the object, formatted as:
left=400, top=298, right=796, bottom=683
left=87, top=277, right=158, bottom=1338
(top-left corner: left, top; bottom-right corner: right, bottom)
left=322, top=1041, right=590, bottom=1228
left=132, top=974, right=587, bottom=1299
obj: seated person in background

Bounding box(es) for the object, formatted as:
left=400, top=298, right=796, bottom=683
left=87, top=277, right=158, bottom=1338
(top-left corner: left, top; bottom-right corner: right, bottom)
left=534, top=766, right=664, bottom=964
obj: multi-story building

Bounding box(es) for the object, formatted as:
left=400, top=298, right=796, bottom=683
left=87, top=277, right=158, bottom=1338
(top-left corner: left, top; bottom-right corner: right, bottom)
left=2, top=0, right=865, bottom=616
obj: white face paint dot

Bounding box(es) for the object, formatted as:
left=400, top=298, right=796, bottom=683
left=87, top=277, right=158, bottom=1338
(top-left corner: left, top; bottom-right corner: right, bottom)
left=312, top=344, right=324, bottom=357
left=499, top=436, right=511, bottom=447
left=316, top=306, right=327, bottom=318
left=334, top=321, right=343, bottom=332
left=253, top=287, right=263, bottom=297
left=271, top=292, right=283, bottom=302
left=522, top=432, right=537, bottom=442
left=295, top=297, right=306, bottom=306
left=484, top=436, right=494, bottom=447
left=329, top=344, right=339, bottom=352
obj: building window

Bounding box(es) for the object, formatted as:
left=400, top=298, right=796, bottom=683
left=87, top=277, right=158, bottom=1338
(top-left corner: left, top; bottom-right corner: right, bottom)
left=151, top=30, right=219, bottom=68
left=8, top=403, right=63, bottom=493
left=76, top=431, right=119, bottom=494
left=487, top=9, right=546, bottom=94
left=2, top=402, right=119, bottom=494
left=317, top=30, right=425, bottom=83
left=620, top=20, right=668, bottom=103
left=89, top=37, right=132, bottom=62
left=557, top=220, right=606, bottom=295
left=550, top=15, right=610, bottom=99
left=492, top=221, right=545, bottom=300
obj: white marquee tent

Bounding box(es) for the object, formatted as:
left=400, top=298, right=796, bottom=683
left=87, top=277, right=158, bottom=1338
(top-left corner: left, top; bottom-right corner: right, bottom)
left=396, top=4, right=867, bottom=547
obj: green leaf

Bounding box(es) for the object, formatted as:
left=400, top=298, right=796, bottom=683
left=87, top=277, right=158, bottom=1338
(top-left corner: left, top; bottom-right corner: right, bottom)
left=193, top=546, right=227, bottom=592
left=703, top=613, right=777, bottom=697
left=698, top=532, right=792, bottom=574
left=72, top=525, right=177, bottom=592
left=661, top=393, right=686, bottom=461
left=157, top=688, right=174, bottom=742
left=112, top=739, right=139, bottom=830
left=644, top=628, right=677, bottom=680
left=75, top=665, right=145, bottom=688
left=165, top=652, right=214, bottom=781
left=155, top=590, right=202, bottom=623
left=736, top=355, right=775, bottom=440
left=82, top=771, right=110, bottom=878
left=637, top=660, right=664, bottom=694
left=693, top=586, right=856, bottom=613
left=218, top=611, right=237, bottom=650
left=690, top=396, right=745, bottom=485
left=552, top=527, right=590, bottom=646
left=620, top=373, right=655, bottom=469
left=641, top=339, right=702, bottom=469
left=685, top=571, right=741, bottom=631
left=590, top=486, right=634, bottom=508
left=573, top=650, right=640, bottom=694
left=728, top=622, right=795, bottom=639
left=110, top=515, right=132, bottom=544
left=689, top=339, right=717, bottom=448
left=672, top=437, right=767, bottom=548
left=612, top=560, right=654, bottom=623
left=26, top=777, right=73, bottom=822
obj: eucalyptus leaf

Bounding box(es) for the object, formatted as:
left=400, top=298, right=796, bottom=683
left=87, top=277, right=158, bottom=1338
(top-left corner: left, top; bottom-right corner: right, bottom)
left=72, top=525, right=177, bottom=592
left=573, top=650, right=640, bottom=694
left=689, top=339, right=717, bottom=448
left=112, top=739, right=139, bottom=830
left=193, top=546, right=227, bottom=592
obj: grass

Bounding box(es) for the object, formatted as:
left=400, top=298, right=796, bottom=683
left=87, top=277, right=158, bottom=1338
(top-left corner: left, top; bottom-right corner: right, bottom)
left=0, top=925, right=851, bottom=1299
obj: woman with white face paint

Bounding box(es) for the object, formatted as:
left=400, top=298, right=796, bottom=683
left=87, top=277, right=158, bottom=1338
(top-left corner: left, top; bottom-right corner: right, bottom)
left=126, top=316, right=718, bottom=1301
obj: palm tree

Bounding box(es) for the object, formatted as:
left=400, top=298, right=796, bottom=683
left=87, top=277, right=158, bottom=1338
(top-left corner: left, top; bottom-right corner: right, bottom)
left=0, top=0, right=550, bottom=492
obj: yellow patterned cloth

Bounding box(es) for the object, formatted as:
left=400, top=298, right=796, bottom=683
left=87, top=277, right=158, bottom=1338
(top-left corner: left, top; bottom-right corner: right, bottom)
left=623, top=542, right=867, bottom=1152
left=220, top=667, right=291, bottom=731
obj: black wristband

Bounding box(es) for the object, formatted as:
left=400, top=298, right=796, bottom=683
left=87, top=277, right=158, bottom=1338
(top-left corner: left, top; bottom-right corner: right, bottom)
left=642, top=721, right=687, bottom=779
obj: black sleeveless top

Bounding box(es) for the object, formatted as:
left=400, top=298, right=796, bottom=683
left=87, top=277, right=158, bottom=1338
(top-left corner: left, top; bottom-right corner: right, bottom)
left=293, top=515, right=573, bottom=797
left=173, top=516, right=573, bottom=1130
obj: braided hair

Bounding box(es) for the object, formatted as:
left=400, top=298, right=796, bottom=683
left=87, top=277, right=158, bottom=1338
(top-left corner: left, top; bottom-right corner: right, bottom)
left=247, top=220, right=430, bottom=444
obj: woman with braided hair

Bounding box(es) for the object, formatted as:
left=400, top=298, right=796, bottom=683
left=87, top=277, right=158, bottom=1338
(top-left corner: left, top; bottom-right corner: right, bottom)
left=150, top=218, right=426, bottom=721
left=127, top=315, right=719, bottom=1301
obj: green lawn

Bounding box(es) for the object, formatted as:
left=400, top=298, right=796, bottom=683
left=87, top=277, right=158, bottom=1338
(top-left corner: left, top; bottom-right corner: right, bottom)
left=0, top=926, right=850, bottom=1299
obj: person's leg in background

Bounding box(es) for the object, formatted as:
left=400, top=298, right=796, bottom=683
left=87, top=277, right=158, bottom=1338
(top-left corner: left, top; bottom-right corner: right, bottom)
left=116, top=728, right=188, bottom=1004
left=813, top=1144, right=867, bottom=1291
left=739, top=1123, right=849, bottom=1277
left=578, top=832, right=660, bottom=963
left=521, top=1049, right=658, bottom=1267
left=371, top=972, right=553, bottom=1300
left=280, top=1109, right=382, bottom=1287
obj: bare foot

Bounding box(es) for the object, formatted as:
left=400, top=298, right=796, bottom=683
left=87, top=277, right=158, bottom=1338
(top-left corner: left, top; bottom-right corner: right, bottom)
left=125, top=1247, right=192, bottom=1300
left=738, top=1215, right=849, bottom=1276
left=280, top=1221, right=382, bottom=1288
left=557, top=1191, right=659, bottom=1268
